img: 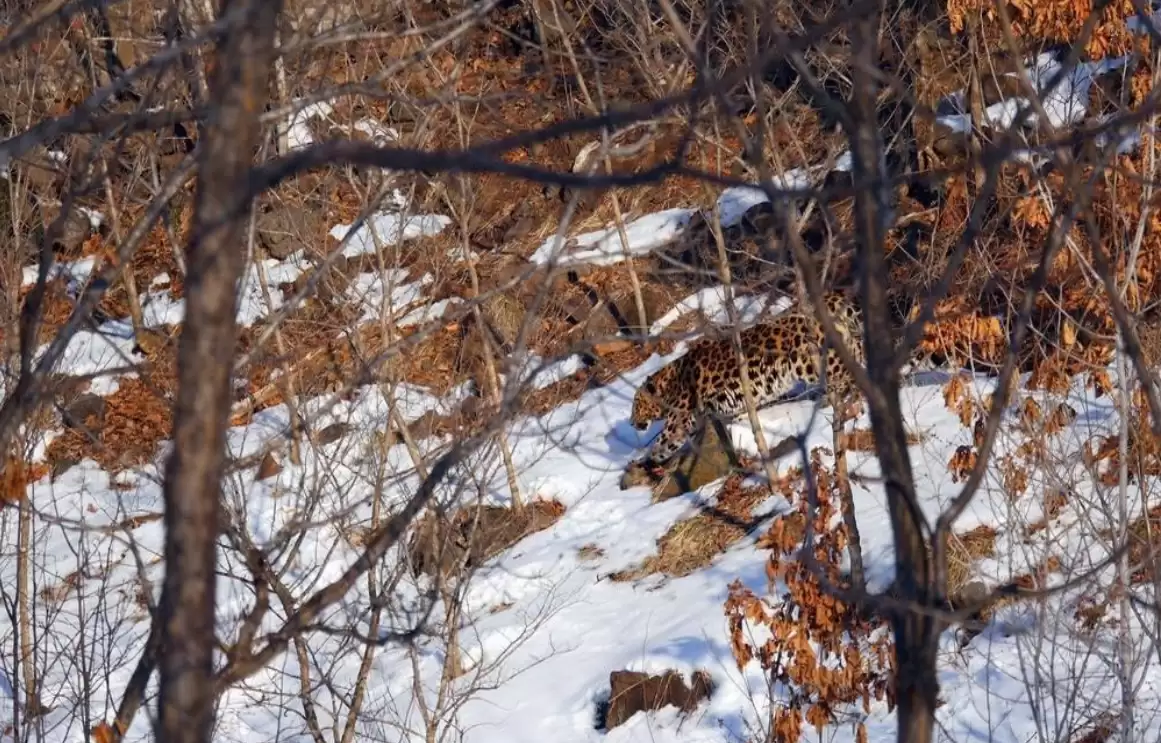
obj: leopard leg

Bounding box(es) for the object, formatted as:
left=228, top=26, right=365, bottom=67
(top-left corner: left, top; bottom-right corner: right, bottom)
left=639, top=408, right=697, bottom=470
left=825, top=363, right=862, bottom=424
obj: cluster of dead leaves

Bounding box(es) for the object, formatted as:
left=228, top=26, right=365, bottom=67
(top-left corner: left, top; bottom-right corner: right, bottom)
left=90, top=720, right=126, bottom=743
left=942, top=373, right=1077, bottom=496
left=947, top=0, right=1136, bottom=59
left=1022, top=151, right=1161, bottom=324
left=1085, top=389, right=1161, bottom=485
left=914, top=297, right=1009, bottom=369
left=0, top=456, right=48, bottom=506
left=724, top=451, right=893, bottom=743
left=46, top=377, right=173, bottom=474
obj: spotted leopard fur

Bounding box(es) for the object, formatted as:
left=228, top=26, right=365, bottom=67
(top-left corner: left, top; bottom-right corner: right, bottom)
left=629, top=291, right=866, bottom=469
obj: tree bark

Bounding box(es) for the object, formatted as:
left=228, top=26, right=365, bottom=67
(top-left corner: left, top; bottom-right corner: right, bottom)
left=156, top=2, right=282, bottom=742
left=847, top=7, right=944, bottom=743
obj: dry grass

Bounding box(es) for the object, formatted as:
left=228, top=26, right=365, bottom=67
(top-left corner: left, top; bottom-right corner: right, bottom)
left=1068, top=712, right=1119, bottom=743
left=945, top=524, right=999, bottom=597
left=390, top=324, right=475, bottom=395
left=408, top=498, right=567, bottom=578
left=17, top=3, right=1161, bottom=620
left=95, top=213, right=188, bottom=322
left=838, top=426, right=926, bottom=452
left=611, top=474, right=772, bottom=580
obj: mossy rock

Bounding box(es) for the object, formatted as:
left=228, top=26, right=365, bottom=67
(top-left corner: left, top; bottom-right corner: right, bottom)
left=620, top=422, right=742, bottom=501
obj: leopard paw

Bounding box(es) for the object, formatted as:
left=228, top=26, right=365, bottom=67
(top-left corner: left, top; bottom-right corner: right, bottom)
left=619, top=459, right=671, bottom=490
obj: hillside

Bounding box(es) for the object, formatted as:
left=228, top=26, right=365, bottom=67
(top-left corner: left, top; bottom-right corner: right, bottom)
left=5, top=1, right=1161, bottom=743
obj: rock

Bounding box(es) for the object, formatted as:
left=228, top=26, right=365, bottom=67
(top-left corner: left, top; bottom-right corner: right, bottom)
left=407, top=500, right=565, bottom=579
left=45, top=206, right=96, bottom=256
left=932, top=119, right=968, bottom=160
left=952, top=579, right=990, bottom=610
left=62, top=393, right=106, bottom=431
left=507, top=196, right=547, bottom=242
left=133, top=327, right=172, bottom=358
left=256, top=452, right=282, bottom=481
left=951, top=579, right=993, bottom=649
left=502, top=213, right=539, bottom=243
left=315, top=422, right=350, bottom=446
left=16, top=148, right=61, bottom=197
left=459, top=395, right=484, bottom=423
left=603, top=669, right=713, bottom=730
left=50, top=456, right=79, bottom=482
left=580, top=301, right=625, bottom=344
left=637, top=282, right=683, bottom=328
left=620, top=421, right=742, bottom=501
left=480, top=291, right=527, bottom=351
left=622, top=425, right=798, bottom=501
left=256, top=203, right=314, bottom=260
left=288, top=253, right=356, bottom=305
left=105, top=2, right=162, bottom=68
left=655, top=203, right=807, bottom=290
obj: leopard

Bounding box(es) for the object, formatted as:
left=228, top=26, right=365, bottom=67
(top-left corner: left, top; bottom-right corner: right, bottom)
left=628, top=291, right=867, bottom=472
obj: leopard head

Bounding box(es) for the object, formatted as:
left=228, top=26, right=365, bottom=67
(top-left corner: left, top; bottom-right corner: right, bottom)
left=630, top=364, right=677, bottom=430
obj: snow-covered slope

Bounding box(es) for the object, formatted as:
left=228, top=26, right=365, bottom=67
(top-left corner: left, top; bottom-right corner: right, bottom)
left=8, top=35, right=1161, bottom=743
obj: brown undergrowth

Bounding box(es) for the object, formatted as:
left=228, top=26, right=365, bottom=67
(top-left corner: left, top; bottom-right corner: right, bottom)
left=406, top=499, right=566, bottom=578
left=612, top=465, right=797, bottom=581
left=946, top=524, right=1000, bottom=598
left=726, top=449, right=894, bottom=743
left=46, top=375, right=174, bottom=475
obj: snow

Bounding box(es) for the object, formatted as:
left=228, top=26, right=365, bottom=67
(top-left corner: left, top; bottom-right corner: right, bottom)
left=716, top=186, right=771, bottom=226
left=531, top=208, right=695, bottom=267
left=353, top=118, right=399, bottom=145
left=94, top=257, right=310, bottom=329
left=935, top=52, right=1129, bottom=135
left=649, top=287, right=794, bottom=335
left=45, top=326, right=138, bottom=392
left=499, top=353, right=588, bottom=391
left=11, top=20, right=1161, bottom=743
left=78, top=206, right=104, bottom=230
left=528, top=354, right=586, bottom=389
left=528, top=173, right=837, bottom=270
left=282, top=101, right=335, bottom=151
left=345, top=269, right=462, bottom=327
left=330, top=211, right=453, bottom=257
left=13, top=347, right=1161, bottom=743
left=21, top=256, right=97, bottom=288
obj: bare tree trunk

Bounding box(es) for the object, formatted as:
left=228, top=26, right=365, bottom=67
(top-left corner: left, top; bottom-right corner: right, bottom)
left=156, top=2, right=282, bottom=742
left=847, top=10, right=942, bottom=743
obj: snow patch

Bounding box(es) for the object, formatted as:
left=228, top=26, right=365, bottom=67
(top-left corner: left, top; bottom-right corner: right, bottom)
left=330, top=211, right=452, bottom=257
left=281, top=100, right=334, bottom=151
left=531, top=208, right=694, bottom=267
